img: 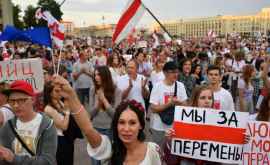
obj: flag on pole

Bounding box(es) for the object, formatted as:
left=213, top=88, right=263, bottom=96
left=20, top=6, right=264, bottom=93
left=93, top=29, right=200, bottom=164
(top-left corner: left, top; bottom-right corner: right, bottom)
left=112, top=0, right=145, bottom=45
left=35, top=8, right=64, bottom=48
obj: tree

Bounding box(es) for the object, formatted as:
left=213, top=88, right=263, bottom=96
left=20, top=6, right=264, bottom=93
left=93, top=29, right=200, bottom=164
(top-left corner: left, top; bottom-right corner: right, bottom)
left=38, top=0, right=63, bottom=21
left=13, top=4, right=24, bottom=29
left=23, top=5, right=39, bottom=28
left=23, top=0, right=63, bottom=28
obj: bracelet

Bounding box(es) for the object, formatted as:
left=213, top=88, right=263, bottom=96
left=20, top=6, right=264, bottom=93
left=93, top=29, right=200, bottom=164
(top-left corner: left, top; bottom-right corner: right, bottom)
left=71, top=105, right=84, bottom=115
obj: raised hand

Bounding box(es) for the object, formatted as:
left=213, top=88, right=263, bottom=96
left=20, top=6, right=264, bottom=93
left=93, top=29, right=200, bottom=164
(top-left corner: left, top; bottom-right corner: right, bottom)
left=165, top=128, right=176, bottom=139
left=52, top=75, right=77, bottom=101
left=96, top=89, right=105, bottom=101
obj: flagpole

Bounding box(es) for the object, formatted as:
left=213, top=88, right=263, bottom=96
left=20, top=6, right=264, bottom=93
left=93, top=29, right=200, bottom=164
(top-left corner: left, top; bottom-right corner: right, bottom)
left=140, top=2, right=173, bottom=39
left=51, top=49, right=56, bottom=74
left=56, top=48, right=63, bottom=75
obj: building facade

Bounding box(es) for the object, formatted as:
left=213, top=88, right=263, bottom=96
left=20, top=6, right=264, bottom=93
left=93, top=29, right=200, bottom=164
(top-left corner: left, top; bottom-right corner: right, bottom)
left=61, top=21, right=75, bottom=36
left=152, top=7, right=270, bottom=39
left=0, top=0, right=13, bottom=30
left=74, top=24, right=116, bottom=38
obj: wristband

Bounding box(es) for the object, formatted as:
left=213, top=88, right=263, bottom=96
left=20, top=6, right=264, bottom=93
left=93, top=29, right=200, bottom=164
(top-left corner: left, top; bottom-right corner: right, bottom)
left=71, top=105, right=84, bottom=115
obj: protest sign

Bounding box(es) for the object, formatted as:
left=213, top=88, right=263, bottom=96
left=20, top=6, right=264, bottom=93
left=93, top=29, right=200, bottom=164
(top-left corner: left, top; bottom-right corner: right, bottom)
left=171, top=106, right=249, bottom=164
left=242, top=121, right=270, bottom=165
left=65, top=39, right=73, bottom=46
left=123, top=54, right=133, bottom=61
left=0, top=58, right=44, bottom=92
left=137, top=41, right=147, bottom=48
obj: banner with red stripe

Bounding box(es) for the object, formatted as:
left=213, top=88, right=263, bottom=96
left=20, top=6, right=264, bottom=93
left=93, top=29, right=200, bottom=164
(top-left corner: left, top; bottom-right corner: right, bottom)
left=171, top=106, right=249, bottom=164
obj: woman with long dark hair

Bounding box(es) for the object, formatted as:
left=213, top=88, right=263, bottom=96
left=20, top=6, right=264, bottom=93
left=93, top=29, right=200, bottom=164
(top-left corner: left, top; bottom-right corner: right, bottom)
left=43, top=81, right=73, bottom=165
left=107, top=52, right=126, bottom=83
left=50, top=75, right=161, bottom=165
left=89, top=66, right=122, bottom=165
left=191, top=64, right=204, bottom=85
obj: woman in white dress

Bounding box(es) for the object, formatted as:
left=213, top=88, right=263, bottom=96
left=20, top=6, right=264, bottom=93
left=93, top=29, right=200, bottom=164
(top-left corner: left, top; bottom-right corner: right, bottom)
left=51, top=76, right=162, bottom=165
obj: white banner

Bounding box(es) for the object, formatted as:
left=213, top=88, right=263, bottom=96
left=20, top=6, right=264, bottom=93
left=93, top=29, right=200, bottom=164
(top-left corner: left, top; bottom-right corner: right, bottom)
left=171, top=106, right=249, bottom=164
left=242, top=121, right=270, bottom=165
left=0, top=58, right=44, bottom=92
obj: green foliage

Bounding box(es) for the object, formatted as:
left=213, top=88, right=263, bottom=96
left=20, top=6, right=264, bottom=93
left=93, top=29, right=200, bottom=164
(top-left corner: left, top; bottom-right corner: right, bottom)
left=23, top=5, right=39, bottom=28
left=12, top=4, right=24, bottom=29
left=23, top=0, right=63, bottom=28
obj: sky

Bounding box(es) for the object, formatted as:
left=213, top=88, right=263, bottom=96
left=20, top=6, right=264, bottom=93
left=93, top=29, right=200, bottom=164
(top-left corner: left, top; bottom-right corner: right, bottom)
left=12, top=0, right=270, bottom=27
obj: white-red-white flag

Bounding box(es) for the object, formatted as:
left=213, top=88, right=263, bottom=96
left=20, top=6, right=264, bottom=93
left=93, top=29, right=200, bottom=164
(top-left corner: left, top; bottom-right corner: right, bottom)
left=35, top=8, right=64, bottom=48
left=112, top=0, right=145, bottom=45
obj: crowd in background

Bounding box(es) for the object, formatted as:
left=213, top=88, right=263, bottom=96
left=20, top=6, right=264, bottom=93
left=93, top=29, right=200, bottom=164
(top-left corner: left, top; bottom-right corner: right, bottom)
left=0, top=33, right=270, bottom=165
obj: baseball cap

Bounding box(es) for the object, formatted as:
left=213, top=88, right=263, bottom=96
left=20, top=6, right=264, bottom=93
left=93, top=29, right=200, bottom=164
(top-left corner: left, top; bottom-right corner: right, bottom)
left=163, top=61, right=178, bottom=71
left=4, top=80, right=35, bottom=96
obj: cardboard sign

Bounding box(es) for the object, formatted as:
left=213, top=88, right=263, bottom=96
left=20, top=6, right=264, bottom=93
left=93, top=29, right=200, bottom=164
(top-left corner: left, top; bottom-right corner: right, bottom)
left=242, top=121, right=270, bottom=165
left=171, top=106, right=249, bottom=164
left=0, top=58, right=44, bottom=92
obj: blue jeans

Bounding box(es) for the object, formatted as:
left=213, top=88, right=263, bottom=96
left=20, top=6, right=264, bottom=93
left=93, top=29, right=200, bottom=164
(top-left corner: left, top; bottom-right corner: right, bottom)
left=91, top=128, right=112, bottom=165
left=76, top=88, right=89, bottom=105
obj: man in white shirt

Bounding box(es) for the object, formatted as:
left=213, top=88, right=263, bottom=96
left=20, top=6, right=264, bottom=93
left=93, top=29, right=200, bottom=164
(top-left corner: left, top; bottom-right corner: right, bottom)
left=207, top=65, right=235, bottom=111
left=72, top=51, right=94, bottom=105
left=150, top=61, right=187, bottom=146
left=0, top=82, right=13, bottom=127
left=116, top=60, right=149, bottom=109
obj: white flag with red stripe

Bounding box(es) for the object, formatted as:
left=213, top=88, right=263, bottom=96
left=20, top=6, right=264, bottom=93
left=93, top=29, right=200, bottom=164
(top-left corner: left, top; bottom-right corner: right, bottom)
left=112, top=0, right=145, bottom=45
left=35, top=8, right=64, bottom=48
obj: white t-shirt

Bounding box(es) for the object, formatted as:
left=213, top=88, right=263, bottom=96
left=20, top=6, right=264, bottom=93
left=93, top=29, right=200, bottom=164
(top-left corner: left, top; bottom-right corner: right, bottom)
left=93, top=55, right=107, bottom=67
left=0, top=104, right=14, bottom=125
left=150, top=70, right=165, bottom=86
left=232, top=60, right=246, bottom=73
left=109, top=67, right=121, bottom=84
left=87, top=135, right=161, bottom=165
left=213, top=88, right=235, bottom=111
left=116, top=74, right=148, bottom=109
left=72, top=60, right=94, bottom=89
left=149, top=81, right=188, bottom=131
left=13, top=113, right=43, bottom=156
left=238, top=78, right=254, bottom=101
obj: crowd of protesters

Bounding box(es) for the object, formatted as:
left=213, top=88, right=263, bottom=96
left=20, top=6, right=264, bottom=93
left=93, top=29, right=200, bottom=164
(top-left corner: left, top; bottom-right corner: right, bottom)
left=0, top=33, right=269, bottom=165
